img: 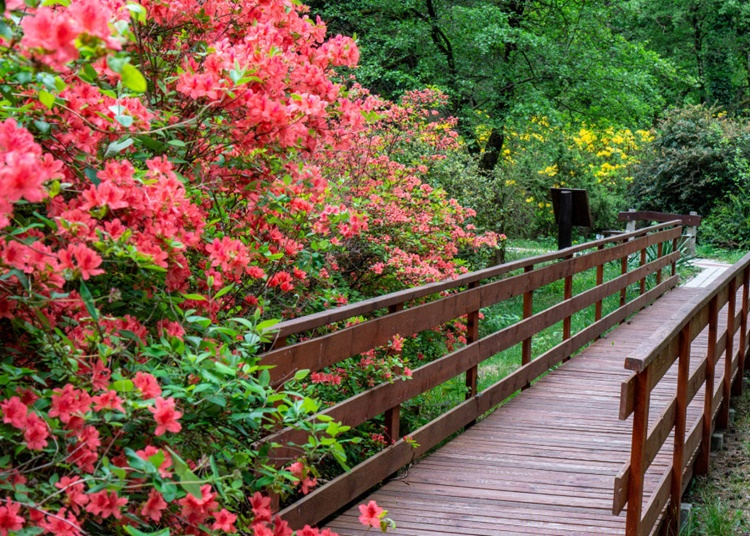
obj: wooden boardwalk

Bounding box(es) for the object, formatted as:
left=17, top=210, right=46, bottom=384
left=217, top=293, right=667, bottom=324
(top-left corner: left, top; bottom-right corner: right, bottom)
left=325, top=286, right=741, bottom=535
left=684, top=259, right=731, bottom=289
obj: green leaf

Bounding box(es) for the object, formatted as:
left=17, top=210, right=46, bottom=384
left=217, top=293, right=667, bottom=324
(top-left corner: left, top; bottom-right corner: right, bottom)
left=121, top=64, right=147, bottom=93
left=181, top=293, right=206, bottom=301
left=38, top=90, right=55, bottom=109
left=124, top=527, right=170, bottom=536
left=256, top=319, right=280, bottom=332
left=104, top=137, right=133, bottom=157
left=115, top=114, right=134, bottom=127
left=213, top=284, right=234, bottom=299
left=111, top=379, right=134, bottom=392
left=125, top=2, right=147, bottom=23
left=293, top=369, right=310, bottom=381
left=84, top=167, right=101, bottom=186
left=80, top=63, right=98, bottom=83
left=165, top=447, right=202, bottom=498
left=79, top=281, right=98, bottom=321
left=33, top=120, right=51, bottom=134
left=167, top=139, right=186, bottom=147
left=148, top=450, right=165, bottom=470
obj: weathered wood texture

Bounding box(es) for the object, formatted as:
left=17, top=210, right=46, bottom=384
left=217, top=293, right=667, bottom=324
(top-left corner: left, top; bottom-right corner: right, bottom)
left=618, top=211, right=702, bottom=227
left=325, top=286, right=747, bottom=535
left=617, top=252, right=750, bottom=536
left=260, top=223, right=737, bottom=533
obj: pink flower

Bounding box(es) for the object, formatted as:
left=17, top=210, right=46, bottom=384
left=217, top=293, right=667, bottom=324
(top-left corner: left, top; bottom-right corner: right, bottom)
left=300, top=477, right=317, bottom=495
left=141, top=489, right=167, bottom=522
left=358, top=500, right=384, bottom=528
left=177, top=484, right=217, bottom=525
left=56, top=476, right=89, bottom=513
left=23, top=413, right=49, bottom=450
left=0, top=498, right=24, bottom=536
left=49, top=384, right=91, bottom=424
left=135, top=445, right=172, bottom=477
left=38, top=507, right=82, bottom=536
left=0, top=397, right=27, bottom=429
left=249, top=492, right=271, bottom=523
left=148, top=397, right=182, bottom=436
left=20, top=8, right=79, bottom=65
left=91, top=391, right=125, bottom=413
left=69, top=0, right=112, bottom=41
left=58, top=243, right=104, bottom=280
left=268, top=271, right=294, bottom=292
left=212, top=508, right=237, bottom=532
left=85, top=490, right=127, bottom=519
left=390, top=334, right=404, bottom=353
left=133, top=372, right=161, bottom=399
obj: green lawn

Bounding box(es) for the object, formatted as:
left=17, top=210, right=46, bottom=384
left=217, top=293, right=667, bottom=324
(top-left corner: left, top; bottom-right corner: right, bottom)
left=403, top=237, right=687, bottom=432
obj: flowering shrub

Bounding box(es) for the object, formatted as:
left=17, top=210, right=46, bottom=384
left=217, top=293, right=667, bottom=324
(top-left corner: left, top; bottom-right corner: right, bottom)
left=0, top=0, right=495, bottom=534
left=437, top=116, right=655, bottom=238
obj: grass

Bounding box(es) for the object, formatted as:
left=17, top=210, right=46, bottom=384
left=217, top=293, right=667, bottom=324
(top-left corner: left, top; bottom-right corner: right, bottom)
left=402, top=237, right=690, bottom=432
left=681, top=388, right=750, bottom=535
left=695, top=243, right=747, bottom=264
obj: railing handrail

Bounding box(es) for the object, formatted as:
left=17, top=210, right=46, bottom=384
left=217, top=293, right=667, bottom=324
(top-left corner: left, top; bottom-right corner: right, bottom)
left=625, top=252, right=750, bottom=372
left=618, top=210, right=702, bottom=227
left=616, top=251, right=750, bottom=535
left=272, top=221, right=682, bottom=339
left=264, top=223, right=682, bottom=529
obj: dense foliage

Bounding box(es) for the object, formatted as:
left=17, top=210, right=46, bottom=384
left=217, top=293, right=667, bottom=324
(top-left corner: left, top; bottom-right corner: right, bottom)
left=0, top=0, right=496, bottom=534
left=1, top=0, right=750, bottom=534
left=629, top=106, right=750, bottom=216
left=310, top=0, right=670, bottom=170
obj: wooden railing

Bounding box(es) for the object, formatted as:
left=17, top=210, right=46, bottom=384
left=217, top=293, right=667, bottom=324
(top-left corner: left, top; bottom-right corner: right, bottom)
left=260, top=222, right=683, bottom=528
left=614, top=252, right=750, bottom=535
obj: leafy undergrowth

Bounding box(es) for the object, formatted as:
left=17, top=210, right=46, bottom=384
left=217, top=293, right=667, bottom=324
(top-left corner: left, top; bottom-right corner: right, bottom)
left=695, top=244, right=747, bottom=265
left=682, top=385, right=750, bottom=535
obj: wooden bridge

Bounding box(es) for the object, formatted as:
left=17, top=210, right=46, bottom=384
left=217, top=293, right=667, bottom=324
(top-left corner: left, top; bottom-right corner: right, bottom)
left=260, top=222, right=750, bottom=535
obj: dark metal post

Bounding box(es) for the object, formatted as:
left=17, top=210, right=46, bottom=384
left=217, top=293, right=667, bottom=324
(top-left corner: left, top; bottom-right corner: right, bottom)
left=558, top=190, right=573, bottom=250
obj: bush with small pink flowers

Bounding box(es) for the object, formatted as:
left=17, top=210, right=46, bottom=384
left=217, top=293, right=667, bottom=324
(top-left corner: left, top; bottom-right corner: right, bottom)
left=0, top=0, right=494, bottom=534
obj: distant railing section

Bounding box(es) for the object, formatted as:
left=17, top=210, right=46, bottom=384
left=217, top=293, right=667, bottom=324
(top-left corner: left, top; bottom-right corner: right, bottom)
left=260, top=222, right=684, bottom=529
left=619, top=209, right=701, bottom=255
left=614, top=252, right=750, bottom=536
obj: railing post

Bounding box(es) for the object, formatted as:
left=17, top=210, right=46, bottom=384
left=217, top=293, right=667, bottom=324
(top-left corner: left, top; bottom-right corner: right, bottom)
left=465, top=281, right=480, bottom=427
left=686, top=211, right=698, bottom=256
left=696, top=297, right=718, bottom=475
left=656, top=242, right=663, bottom=285
left=522, top=265, right=533, bottom=390
left=742, top=267, right=749, bottom=375
left=268, top=335, right=287, bottom=514
left=668, top=324, right=691, bottom=534
left=719, top=278, right=736, bottom=429
left=595, top=245, right=604, bottom=322
left=626, top=208, right=637, bottom=233
left=639, top=248, right=647, bottom=295
left=620, top=246, right=628, bottom=311
left=734, top=271, right=747, bottom=396
left=626, top=368, right=651, bottom=536
left=671, top=237, right=679, bottom=277
left=384, top=302, right=404, bottom=443
left=563, top=255, right=573, bottom=361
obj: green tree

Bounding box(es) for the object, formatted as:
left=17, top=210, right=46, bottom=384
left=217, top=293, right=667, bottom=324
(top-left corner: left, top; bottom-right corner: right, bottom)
left=620, top=0, right=750, bottom=112
left=311, top=0, right=672, bottom=170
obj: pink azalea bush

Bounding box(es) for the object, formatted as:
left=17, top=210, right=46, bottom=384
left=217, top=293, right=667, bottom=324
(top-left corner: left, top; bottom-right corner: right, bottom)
left=0, top=0, right=494, bottom=534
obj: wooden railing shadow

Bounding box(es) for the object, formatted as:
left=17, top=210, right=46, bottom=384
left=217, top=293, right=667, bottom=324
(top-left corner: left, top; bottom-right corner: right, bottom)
left=614, top=252, right=750, bottom=535
left=259, top=222, right=684, bottom=529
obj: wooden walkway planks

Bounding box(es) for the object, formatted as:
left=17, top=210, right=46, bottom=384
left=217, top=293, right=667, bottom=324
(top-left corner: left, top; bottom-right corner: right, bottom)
left=325, top=285, right=741, bottom=535
left=684, top=259, right=731, bottom=288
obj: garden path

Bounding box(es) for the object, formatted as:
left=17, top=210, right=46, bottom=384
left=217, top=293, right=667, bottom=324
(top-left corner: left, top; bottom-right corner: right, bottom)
left=325, top=285, right=737, bottom=535
left=685, top=259, right=731, bottom=289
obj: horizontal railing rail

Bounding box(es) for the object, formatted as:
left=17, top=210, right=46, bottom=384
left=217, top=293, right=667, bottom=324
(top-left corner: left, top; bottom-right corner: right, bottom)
left=613, top=252, right=750, bottom=536
left=259, top=223, right=684, bottom=529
